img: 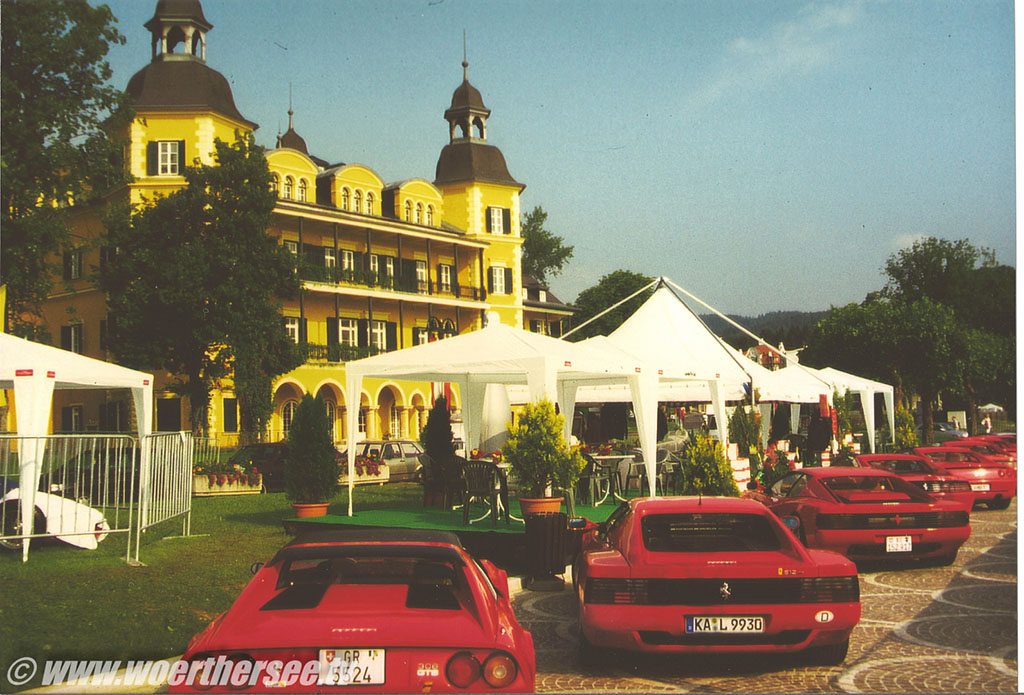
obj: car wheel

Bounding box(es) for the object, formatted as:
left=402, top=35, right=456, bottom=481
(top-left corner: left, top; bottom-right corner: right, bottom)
left=808, top=638, right=849, bottom=666
left=576, top=622, right=606, bottom=669
left=935, top=551, right=958, bottom=567
left=987, top=497, right=1012, bottom=510
left=0, top=502, right=45, bottom=551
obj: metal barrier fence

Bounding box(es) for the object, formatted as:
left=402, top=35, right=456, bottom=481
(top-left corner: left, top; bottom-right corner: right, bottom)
left=0, top=432, right=194, bottom=564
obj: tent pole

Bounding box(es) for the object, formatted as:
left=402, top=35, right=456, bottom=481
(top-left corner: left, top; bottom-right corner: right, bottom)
left=561, top=278, right=658, bottom=340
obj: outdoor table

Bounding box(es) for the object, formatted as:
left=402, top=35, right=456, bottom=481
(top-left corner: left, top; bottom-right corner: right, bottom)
left=592, top=455, right=633, bottom=503
left=466, top=460, right=523, bottom=524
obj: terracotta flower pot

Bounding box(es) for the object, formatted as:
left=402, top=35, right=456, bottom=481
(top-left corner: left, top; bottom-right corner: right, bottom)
left=518, top=497, right=563, bottom=515
left=291, top=503, right=329, bottom=518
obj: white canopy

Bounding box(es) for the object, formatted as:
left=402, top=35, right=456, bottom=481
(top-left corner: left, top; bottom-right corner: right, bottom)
left=0, top=333, right=153, bottom=561
left=815, top=366, right=895, bottom=453
left=344, top=314, right=699, bottom=514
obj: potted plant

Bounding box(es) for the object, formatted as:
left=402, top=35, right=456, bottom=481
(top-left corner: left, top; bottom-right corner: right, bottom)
left=284, top=393, right=339, bottom=517
left=502, top=399, right=585, bottom=515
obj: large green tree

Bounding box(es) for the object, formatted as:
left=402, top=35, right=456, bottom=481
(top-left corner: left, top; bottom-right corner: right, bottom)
left=520, top=206, right=574, bottom=284
left=101, top=135, right=301, bottom=435
left=1, top=0, right=129, bottom=337
left=567, top=270, right=653, bottom=341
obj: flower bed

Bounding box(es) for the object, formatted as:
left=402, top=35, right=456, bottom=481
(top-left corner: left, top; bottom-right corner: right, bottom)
left=338, top=456, right=390, bottom=486
left=192, top=471, right=263, bottom=496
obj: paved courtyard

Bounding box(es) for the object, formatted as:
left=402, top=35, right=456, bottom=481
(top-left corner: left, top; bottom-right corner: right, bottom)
left=512, top=501, right=1018, bottom=693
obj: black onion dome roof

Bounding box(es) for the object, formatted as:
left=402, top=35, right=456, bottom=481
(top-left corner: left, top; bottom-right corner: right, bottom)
left=449, top=79, right=486, bottom=111
left=278, top=127, right=308, bottom=155
left=435, top=140, right=522, bottom=189
left=126, top=60, right=256, bottom=128
left=145, top=0, right=212, bottom=31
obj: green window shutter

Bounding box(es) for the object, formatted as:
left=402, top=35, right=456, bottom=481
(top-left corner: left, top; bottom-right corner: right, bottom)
left=385, top=322, right=397, bottom=351
left=487, top=267, right=495, bottom=293
left=357, top=319, right=368, bottom=348
left=298, top=318, right=308, bottom=343
left=503, top=267, right=513, bottom=294
left=550, top=320, right=562, bottom=338
left=502, top=208, right=511, bottom=235
left=146, top=142, right=158, bottom=176
left=60, top=326, right=71, bottom=351
left=177, top=140, right=186, bottom=168
left=485, top=207, right=494, bottom=234
left=326, top=317, right=338, bottom=345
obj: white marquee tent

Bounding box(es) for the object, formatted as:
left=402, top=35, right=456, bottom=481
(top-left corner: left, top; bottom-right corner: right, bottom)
left=344, top=314, right=704, bottom=514
left=0, top=332, right=153, bottom=560
left=815, top=367, right=895, bottom=453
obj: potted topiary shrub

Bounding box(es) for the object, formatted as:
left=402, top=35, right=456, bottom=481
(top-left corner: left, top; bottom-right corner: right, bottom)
left=284, top=393, right=339, bottom=517
left=676, top=432, right=740, bottom=497
left=502, top=399, right=585, bottom=515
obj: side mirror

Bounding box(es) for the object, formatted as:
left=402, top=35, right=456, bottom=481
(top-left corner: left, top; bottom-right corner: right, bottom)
left=478, top=559, right=509, bottom=596
left=250, top=561, right=264, bottom=575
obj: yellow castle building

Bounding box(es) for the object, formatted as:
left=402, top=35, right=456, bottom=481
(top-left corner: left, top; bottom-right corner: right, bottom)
left=36, top=0, right=572, bottom=445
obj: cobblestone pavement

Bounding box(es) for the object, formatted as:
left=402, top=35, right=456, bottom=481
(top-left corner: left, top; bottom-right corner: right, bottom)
left=511, top=501, right=1017, bottom=693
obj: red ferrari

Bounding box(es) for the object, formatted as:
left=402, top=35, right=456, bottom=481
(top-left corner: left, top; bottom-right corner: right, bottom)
left=172, top=529, right=535, bottom=693
left=765, top=467, right=970, bottom=566
left=574, top=497, right=860, bottom=666
left=957, top=438, right=1016, bottom=467
left=915, top=446, right=1016, bottom=510
left=855, top=453, right=974, bottom=509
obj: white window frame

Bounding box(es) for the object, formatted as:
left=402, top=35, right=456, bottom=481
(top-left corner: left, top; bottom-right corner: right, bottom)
left=489, top=207, right=504, bottom=235
left=415, top=327, right=429, bottom=345
left=370, top=319, right=386, bottom=351
left=358, top=408, right=367, bottom=435
left=389, top=407, right=401, bottom=438
left=354, top=190, right=362, bottom=213
left=491, top=266, right=506, bottom=294
left=369, top=254, right=379, bottom=275
left=324, top=401, right=336, bottom=442
left=284, top=317, right=300, bottom=343
left=339, top=318, right=357, bottom=346
left=158, top=141, right=180, bottom=175
left=284, top=176, right=294, bottom=199
left=426, top=205, right=434, bottom=226
left=383, top=256, right=394, bottom=278
left=440, top=264, right=452, bottom=292
left=366, top=193, right=374, bottom=215
left=297, top=178, right=308, bottom=202
left=415, top=260, right=427, bottom=291
left=341, top=188, right=350, bottom=210
left=341, top=249, right=355, bottom=272
left=283, top=401, right=297, bottom=435
left=324, top=247, right=336, bottom=268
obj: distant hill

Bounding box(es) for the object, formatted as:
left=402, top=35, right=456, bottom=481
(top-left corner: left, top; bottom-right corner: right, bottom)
left=700, top=310, right=829, bottom=352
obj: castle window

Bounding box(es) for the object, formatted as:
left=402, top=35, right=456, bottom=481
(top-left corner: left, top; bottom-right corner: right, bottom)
left=341, top=188, right=350, bottom=210
left=404, top=200, right=412, bottom=222
left=488, top=266, right=512, bottom=295
left=61, top=323, right=84, bottom=354
left=282, top=400, right=297, bottom=435
left=297, top=178, right=308, bottom=201
left=415, top=260, right=427, bottom=292
left=324, top=247, right=336, bottom=268
left=354, top=190, right=362, bottom=214
left=147, top=140, right=183, bottom=176
left=486, top=206, right=511, bottom=235
left=339, top=318, right=357, bottom=346
left=284, top=176, right=294, bottom=199
left=439, top=263, right=453, bottom=293
left=284, top=317, right=300, bottom=343
left=341, top=249, right=355, bottom=273
left=426, top=205, right=434, bottom=226
left=366, top=192, right=374, bottom=215
left=63, top=249, right=83, bottom=281
left=270, top=174, right=279, bottom=195
left=415, top=203, right=423, bottom=224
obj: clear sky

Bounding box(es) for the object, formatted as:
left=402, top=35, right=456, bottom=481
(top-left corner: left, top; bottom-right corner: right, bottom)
left=97, top=0, right=1015, bottom=316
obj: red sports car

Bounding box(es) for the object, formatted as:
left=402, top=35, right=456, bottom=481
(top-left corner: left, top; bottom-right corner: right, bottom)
left=855, top=453, right=974, bottom=509
left=574, top=497, right=860, bottom=666
left=765, top=467, right=970, bottom=566
left=915, top=446, right=1017, bottom=510
left=172, top=529, right=535, bottom=693
left=957, top=438, right=1016, bottom=467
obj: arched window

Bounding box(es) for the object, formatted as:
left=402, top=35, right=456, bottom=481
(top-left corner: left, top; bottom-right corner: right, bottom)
left=284, top=176, right=294, bottom=199
left=282, top=400, right=298, bottom=435
left=297, top=179, right=307, bottom=202
left=354, top=190, right=362, bottom=214
left=270, top=174, right=279, bottom=195
left=341, top=188, right=350, bottom=210
left=365, top=193, right=374, bottom=215
left=426, top=205, right=434, bottom=226
left=415, top=203, right=423, bottom=224
left=404, top=200, right=412, bottom=222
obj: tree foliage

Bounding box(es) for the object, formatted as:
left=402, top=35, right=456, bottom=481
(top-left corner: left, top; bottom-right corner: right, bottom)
left=677, top=432, right=740, bottom=497
left=101, top=135, right=301, bottom=434
left=1, top=0, right=130, bottom=337
left=520, top=206, right=574, bottom=284
left=502, top=399, right=585, bottom=499
left=567, top=270, right=653, bottom=341
left=284, top=394, right=339, bottom=504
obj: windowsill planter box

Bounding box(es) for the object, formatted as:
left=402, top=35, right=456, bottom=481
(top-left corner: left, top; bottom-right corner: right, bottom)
left=338, top=464, right=390, bottom=486
left=192, top=473, right=263, bottom=497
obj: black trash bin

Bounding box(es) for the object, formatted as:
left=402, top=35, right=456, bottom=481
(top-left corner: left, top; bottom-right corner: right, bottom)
left=524, top=511, right=567, bottom=590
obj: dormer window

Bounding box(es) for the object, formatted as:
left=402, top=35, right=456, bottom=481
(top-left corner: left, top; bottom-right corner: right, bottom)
left=297, top=179, right=307, bottom=202
left=341, top=188, right=350, bottom=210
left=366, top=192, right=374, bottom=215
left=354, top=190, right=362, bottom=214
left=415, top=203, right=423, bottom=224
left=284, top=176, right=294, bottom=199
left=427, top=205, right=434, bottom=226
left=404, top=200, right=412, bottom=222
left=270, top=174, right=279, bottom=195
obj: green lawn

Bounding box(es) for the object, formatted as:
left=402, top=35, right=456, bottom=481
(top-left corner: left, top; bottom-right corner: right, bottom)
left=0, top=483, right=623, bottom=692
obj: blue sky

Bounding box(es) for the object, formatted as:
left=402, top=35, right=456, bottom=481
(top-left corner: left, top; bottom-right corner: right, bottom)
left=98, top=0, right=1015, bottom=315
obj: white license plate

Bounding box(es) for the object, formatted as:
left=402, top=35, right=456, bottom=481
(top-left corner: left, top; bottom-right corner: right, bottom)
left=886, top=535, right=912, bottom=553
left=971, top=483, right=991, bottom=492
left=318, top=649, right=385, bottom=686
left=686, top=616, right=764, bottom=633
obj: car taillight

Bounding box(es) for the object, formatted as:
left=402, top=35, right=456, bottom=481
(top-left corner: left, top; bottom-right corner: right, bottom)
left=936, top=511, right=969, bottom=527
left=799, top=576, right=859, bottom=603
left=482, top=652, right=517, bottom=688
left=446, top=652, right=481, bottom=689
left=584, top=578, right=649, bottom=604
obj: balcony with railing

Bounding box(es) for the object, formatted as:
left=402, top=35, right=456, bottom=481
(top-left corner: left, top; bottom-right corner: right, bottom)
left=300, top=342, right=381, bottom=364
left=298, top=262, right=483, bottom=302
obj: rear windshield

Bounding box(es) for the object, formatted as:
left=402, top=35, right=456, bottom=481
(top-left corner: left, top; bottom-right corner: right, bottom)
left=641, top=513, right=783, bottom=552
left=874, top=458, right=929, bottom=474
left=821, top=475, right=926, bottom=502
